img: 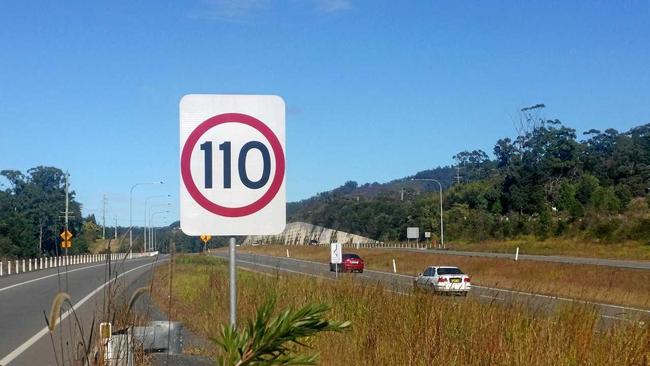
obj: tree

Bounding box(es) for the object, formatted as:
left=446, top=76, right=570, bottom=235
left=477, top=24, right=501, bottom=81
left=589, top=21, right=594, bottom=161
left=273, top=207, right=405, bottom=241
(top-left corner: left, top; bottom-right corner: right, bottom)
left=0, top=167, right=86, bottom=257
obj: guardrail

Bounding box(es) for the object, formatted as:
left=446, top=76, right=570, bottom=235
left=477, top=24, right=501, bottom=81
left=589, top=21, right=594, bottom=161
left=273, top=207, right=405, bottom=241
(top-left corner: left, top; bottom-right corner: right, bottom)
left=321, top=242, right=429, bottom=249
left=0, top=251, right=159, bottom=277
left=250, top=242, right=432, bottom=250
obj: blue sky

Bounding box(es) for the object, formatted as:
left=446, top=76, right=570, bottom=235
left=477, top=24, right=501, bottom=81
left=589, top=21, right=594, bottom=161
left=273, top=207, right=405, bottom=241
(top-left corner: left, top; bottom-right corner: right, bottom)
left=0, top=0, right=648, bottom=227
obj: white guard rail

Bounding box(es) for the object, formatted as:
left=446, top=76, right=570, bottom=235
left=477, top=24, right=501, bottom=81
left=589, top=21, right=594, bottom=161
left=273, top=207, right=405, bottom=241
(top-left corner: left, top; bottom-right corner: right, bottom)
left=0, top=251, right=159, bottom=277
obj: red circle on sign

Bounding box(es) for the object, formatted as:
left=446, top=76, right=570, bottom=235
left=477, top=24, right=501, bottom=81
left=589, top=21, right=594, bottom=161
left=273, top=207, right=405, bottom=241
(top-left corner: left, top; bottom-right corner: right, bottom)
left=180, top=113, right=285, bottom=217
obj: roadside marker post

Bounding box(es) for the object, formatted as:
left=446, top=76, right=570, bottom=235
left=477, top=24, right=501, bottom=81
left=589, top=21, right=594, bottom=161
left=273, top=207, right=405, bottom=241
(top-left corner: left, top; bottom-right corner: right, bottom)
left=392, top=259, right=397, bottom=273
left=515, top=247, right=520, bottom=261
left=180, top=95, right=286, bottom=327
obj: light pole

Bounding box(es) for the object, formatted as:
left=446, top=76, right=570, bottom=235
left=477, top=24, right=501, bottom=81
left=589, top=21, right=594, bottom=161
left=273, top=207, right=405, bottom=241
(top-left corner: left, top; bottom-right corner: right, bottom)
left=130, top=181, right=163, bottom=257
left=149, top=203, right=171, bottom=251
left=149, top=210, right=169, bottom=252
left=144, top=195, right=170, bottom=252
left=412, top=178, right=445, bottom=249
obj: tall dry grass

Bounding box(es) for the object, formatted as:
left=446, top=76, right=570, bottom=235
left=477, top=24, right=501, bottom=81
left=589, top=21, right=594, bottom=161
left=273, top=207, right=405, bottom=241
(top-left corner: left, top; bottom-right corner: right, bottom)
left=450, top=236, right=650, bottom=260
left=240, top=245, right=650, bottom=309
left=151, top=255, right=650, bottom=365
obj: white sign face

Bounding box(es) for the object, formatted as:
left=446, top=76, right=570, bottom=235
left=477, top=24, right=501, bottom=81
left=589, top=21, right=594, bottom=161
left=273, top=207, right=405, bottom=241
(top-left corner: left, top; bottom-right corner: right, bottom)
left=180, top=94, right=286, bottom=235
left=407, top=227, right=419, bottom=239
left=424, top=231, right=431, bottom=238
left=330, top=242, right=342, bottom=264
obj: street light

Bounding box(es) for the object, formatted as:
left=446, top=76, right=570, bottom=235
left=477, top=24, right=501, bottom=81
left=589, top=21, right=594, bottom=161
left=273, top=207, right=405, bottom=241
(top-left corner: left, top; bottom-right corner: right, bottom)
left=144, top=195, right=171, bottom=251
left=149, top=210, right=169, bottom=252
left=152, top=216, right=167, bottom=252
left=149, top=203, right=171, bottom=251
left=412, top=178, right=445, bottom=249
left=129, top=181, right=163, bottom=257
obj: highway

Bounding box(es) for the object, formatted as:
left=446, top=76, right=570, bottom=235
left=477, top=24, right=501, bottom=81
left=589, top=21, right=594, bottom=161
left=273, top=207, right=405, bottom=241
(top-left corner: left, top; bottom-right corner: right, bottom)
left=212, top=251, right=650, bottom=325
left=0, top=255, right=163, bottom=366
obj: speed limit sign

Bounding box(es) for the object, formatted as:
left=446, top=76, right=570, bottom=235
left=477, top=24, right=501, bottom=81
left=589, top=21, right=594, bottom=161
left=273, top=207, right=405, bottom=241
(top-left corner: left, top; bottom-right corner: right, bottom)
left=179, top=94, right=286, bottom=235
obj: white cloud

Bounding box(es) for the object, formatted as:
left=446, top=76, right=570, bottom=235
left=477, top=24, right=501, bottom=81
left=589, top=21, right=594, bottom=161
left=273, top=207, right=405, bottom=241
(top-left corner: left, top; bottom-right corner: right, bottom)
left=187, top=0, right=352, bottom=21
left=316, top=0, right=352, bottom=13
left=188, top=0, right=271, bottom=21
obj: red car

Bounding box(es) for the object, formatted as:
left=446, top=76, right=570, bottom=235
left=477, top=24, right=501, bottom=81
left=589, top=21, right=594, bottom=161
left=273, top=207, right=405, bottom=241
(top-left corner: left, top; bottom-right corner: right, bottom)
left=330, top=253, right=365, bottom=273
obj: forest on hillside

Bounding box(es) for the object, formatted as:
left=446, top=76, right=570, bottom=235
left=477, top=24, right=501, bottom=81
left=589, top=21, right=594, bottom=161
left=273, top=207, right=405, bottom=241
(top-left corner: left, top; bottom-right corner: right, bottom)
left=289, top=117, right=650, bottom=244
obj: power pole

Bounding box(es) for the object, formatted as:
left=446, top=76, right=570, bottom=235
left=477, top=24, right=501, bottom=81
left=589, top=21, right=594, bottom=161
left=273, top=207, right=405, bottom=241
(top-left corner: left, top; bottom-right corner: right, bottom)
left=101, top=196, right=106, bottom=239
left=64, top=172, right=69, bottom=257
left=114, top=217, right=118, bottom=239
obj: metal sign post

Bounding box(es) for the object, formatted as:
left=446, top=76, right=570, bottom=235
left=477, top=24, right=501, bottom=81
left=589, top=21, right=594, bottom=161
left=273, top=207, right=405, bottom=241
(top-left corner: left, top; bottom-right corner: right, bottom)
left=229, top=237, right=236, bottom=326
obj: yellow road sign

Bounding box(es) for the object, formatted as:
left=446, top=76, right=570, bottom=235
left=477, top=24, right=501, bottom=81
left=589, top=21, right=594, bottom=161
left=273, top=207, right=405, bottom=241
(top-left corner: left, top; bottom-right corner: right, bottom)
left=200, top=234, right=212, bottom=243
left=61, top=240, right=72, bottom=248
left=60, top=230, right=73, bottom=241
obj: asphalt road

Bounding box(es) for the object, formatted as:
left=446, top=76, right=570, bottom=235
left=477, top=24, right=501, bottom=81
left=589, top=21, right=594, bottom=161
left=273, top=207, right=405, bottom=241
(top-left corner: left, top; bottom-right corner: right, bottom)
left=0, top=255, right=164, bottom=366
left=212, top=251, right=650, bottom=326
left=396, top=248, right=650, bottom=270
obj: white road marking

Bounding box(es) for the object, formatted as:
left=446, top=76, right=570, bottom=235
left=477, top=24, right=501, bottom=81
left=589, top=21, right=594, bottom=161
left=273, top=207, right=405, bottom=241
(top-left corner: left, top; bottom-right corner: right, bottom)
left=600, top=314, right=632, bottom=322
left=0, top=260, right=159, bottom=365
left=472, top=285, right=650, bottom=314
left=479, top=294, right=504, bottom=301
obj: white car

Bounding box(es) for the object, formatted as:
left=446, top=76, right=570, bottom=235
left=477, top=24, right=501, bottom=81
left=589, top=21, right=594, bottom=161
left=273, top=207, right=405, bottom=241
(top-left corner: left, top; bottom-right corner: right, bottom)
left=414, top=266, right=471, bottom=296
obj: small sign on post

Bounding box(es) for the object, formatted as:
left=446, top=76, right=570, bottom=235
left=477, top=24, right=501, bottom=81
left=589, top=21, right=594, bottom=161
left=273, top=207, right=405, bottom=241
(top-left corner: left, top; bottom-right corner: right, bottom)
left=200, top=234, right=212, bottom=253
left=407, top=227, right=419, bottom=248
left=60, top=230, right=73, bottom=248
left=330, top=242, right=342, bottom=278
left=406, top=227, right=419, bottom=239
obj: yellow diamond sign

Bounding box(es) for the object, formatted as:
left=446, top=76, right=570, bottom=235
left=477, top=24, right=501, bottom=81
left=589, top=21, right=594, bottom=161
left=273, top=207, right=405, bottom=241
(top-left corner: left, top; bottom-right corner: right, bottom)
left=60, top=230, right=73, bottom=241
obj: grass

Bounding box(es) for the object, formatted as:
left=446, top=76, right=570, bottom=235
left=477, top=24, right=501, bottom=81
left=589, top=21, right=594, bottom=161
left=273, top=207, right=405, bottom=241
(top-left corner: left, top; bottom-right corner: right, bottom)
left=449, top=236, right=650, bottom=260
left=151, top=255, right=650, bottom=365
left=239, top=245, right=650, bottom=309
left=88, top=238, right=122, bottom=254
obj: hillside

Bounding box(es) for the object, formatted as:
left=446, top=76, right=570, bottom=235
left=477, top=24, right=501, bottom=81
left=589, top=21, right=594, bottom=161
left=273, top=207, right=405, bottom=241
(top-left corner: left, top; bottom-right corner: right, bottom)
left=288, top=118, right=650, bottom=245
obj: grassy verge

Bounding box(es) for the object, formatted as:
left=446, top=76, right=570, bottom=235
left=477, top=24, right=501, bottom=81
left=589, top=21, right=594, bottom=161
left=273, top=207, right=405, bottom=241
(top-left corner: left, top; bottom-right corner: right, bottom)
left=240, top=245, right=650, bottom=309
left=449, top=236, right=650, bottom=260
left=88, top=238, right=123, bottom=254
left=151, top=255, right=649, bottom=365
